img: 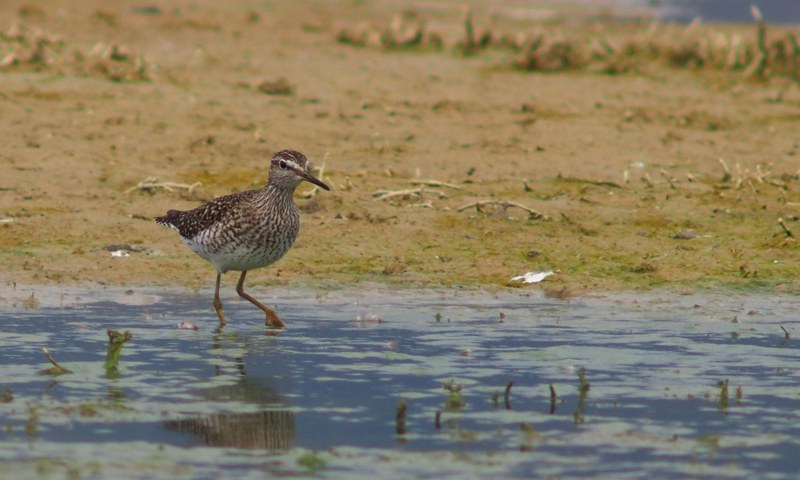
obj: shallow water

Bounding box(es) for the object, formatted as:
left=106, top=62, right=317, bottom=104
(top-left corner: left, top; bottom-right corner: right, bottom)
left=660, top=0, right=800, bottom=24
left=601, top=0, right=800, bottom=24
left=1, top=286, right=799, bottom=479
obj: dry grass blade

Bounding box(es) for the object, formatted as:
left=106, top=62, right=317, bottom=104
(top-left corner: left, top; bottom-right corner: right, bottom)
left=660, top=169, right=677, bottom=189
left=777, top=218, right=795, bottom=238
left=718, top=158, right=733, bottom=181
left=409, top=179, right=461, bottom=189
left=407, top=201, right=434, bottom=208
left=300, top=158, right=328, bottom=199
left=744, top=5, right=767, bottom=79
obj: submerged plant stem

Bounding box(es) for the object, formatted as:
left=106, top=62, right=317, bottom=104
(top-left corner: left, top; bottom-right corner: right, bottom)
left=41, top=347, right=73, bottom=375
left=395, top=400, right=407, bottom=435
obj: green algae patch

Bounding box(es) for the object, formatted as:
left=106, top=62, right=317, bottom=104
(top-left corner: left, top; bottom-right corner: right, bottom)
left=297, top=451, right=327, bottom=472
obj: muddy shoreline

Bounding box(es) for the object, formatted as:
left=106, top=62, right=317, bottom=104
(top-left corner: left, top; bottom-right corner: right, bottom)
left=1, top=0, right=798, bottom=294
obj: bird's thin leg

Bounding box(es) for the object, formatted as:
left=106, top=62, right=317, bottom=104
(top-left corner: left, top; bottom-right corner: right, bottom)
left=236, top=271, right=286, bottom=328
left=213, top=272, right=226, bottom=326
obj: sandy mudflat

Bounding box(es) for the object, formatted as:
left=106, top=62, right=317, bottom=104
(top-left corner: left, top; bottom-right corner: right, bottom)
left=0, top=0, right=798, bottom=294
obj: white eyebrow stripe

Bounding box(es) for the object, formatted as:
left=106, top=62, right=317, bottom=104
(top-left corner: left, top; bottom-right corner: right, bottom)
left=281, top=159, right=303, bottom=170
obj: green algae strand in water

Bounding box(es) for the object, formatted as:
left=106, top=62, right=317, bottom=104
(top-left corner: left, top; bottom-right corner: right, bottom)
left=443, top=380, right=465, bottom=412
left=105, top=329, right=133, bottom=375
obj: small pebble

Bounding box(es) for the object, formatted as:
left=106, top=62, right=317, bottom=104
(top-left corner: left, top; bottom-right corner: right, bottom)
left=671, top=231, right=696, bottom=240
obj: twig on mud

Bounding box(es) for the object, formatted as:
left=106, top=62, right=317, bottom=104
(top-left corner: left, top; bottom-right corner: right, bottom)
left=777, top=218, right=795, bottom=238
left=373, top=187, right=447, bottom=201
left=556, top=175, right=623, bottom=189
left=373, top=188, right=423, bottom=200
left=781, top=325, right=790, bottom=339
left=406, top=201, right=434, bottom=208
left=42, top=347, right=73, bottom=375
left=457, top=200, right=547, bottom=220
left=124, top=177, right=201, bottom=194
left=409, top=179, right=462, bottom=190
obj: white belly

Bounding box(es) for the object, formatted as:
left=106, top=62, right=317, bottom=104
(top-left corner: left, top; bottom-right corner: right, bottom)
left=183, top=234, right=294, bottom=273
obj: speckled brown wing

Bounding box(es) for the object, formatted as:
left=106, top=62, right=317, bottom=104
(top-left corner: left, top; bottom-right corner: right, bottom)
left=156, top=190, right=258, bottom=240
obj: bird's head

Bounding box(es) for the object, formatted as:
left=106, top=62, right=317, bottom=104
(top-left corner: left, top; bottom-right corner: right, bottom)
left=268, top=150, right=330, bottom=191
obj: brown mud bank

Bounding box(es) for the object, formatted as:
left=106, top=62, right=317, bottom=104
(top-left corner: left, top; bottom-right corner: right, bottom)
left=0, top=0, right=798, bottom=294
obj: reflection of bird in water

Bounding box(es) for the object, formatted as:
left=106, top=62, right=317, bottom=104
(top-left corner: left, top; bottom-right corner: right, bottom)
left=164, top=378, right=295, bottom=449
left=156, top=150, right=330, bottom=328
left=165, top=411, right=295, bottom=449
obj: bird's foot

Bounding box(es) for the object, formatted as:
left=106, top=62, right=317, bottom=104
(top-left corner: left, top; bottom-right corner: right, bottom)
left=266, top=310, right=286, bottom=329
left=213, top=304, right=227, bottom=327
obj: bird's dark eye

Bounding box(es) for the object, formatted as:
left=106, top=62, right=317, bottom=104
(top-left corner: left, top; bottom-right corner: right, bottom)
left=279, top=160, right=288, bottom=169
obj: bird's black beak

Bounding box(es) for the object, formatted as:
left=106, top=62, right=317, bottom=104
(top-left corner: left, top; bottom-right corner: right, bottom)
left=298, top=170, right=331, bottom=191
